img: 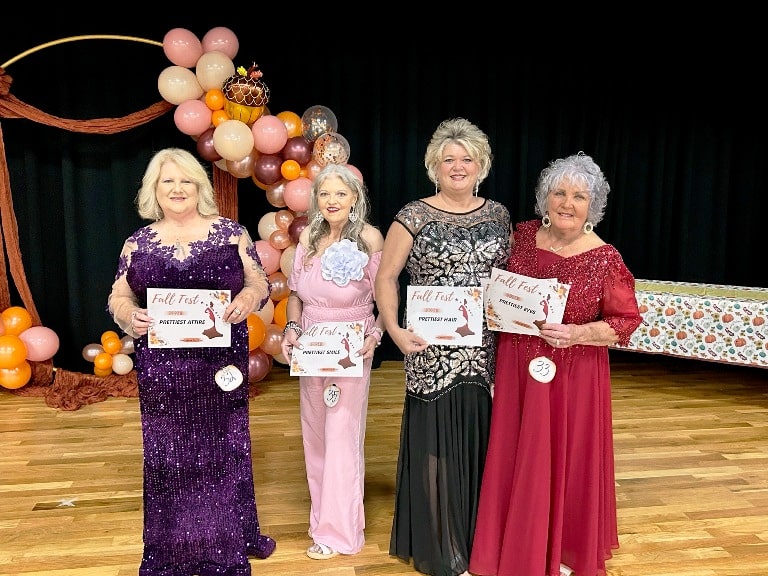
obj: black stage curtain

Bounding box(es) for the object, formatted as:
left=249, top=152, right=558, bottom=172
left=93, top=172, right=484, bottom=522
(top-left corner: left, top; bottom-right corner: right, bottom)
left=1, top=23, right=764, bottom=370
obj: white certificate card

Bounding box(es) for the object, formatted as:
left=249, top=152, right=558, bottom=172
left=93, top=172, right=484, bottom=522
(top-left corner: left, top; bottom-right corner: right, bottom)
left=406, top=286, right=483, bottom=347
left=290, top=321, right=364, bottom=377
left=484, top=268, right=569, bottom=335
left=147, top=288, right=232, bottom=348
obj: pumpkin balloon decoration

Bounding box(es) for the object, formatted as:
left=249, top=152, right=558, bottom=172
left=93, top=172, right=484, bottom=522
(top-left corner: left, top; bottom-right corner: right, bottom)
left=222, top=63, right=270, bottom=125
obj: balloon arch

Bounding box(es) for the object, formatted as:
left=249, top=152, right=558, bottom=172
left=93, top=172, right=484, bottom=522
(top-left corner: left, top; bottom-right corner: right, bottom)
left=0, top=27, right=361, bottom=409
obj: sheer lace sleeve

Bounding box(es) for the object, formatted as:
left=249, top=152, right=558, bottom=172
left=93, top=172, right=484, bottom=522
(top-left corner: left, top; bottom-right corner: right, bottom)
left=602, top=262, right=642, bottom=346
left=107, top=237, right=140, bottom=336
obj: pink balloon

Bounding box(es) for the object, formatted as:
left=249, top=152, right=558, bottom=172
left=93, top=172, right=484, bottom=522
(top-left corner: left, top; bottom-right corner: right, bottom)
left=18, top=326, right=59, bottom=362
left=163, top=28, right=203, bottom=68
left=284, top=177, right=312, bottom=212
left=253, top=154, right=283, bottom=185
left=202, top=27, right=240, bottom=60
left=248, top=347, right=273, bottom=383
left=254, top=240, right=281, bottom=275
left=281, top=136, right=313, bottom=166
left=303, top=159, right=323, bottom=181
left=345, top=163, right=364, bottom=183
left=252, top=115, right=289, bottom=155
left=174, top=99, right=212, bottom=136
left=196, top=127, right=222, bottom=162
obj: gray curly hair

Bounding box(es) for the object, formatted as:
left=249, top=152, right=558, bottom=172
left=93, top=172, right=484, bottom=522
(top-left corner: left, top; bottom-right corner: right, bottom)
left=534, top=151, right=610, bottom=226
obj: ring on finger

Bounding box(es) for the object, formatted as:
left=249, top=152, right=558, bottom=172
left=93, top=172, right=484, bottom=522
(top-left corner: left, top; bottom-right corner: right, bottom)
left=234, top=308, right=241, bottom=315
left=556, top=339, right=560, bottom=346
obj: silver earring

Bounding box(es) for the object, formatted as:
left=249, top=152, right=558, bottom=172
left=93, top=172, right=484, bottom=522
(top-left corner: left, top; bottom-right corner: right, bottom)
left=435, top=185, right=439, bottom=195
left=313, top=212, right=323, bottom=223
left=348, top=205, right=358, bottom=223
left=583, top=221, right=594, bottom=234
left=542, top=214, right=552, bottom=228
left=473, top=182, right=479, bottom=197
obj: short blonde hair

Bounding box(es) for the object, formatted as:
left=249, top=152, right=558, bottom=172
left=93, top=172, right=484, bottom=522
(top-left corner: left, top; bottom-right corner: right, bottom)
left=135, top=148, right=219, bottom=220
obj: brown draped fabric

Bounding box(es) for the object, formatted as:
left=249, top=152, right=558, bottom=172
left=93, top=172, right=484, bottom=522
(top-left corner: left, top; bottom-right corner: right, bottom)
left=0, top=67, right=243, bottom=409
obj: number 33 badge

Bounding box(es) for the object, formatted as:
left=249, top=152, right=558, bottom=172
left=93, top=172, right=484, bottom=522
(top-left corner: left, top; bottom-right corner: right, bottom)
left=528, top=356, right=556, bottom=383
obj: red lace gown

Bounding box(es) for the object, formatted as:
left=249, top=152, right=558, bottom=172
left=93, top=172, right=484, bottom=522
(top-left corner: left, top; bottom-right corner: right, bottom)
left=469, top=219, right=642, bottom=576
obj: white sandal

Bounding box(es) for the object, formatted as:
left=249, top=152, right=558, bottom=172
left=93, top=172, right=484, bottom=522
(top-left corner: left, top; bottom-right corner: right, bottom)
left=306, top=543, right=339, bottom=560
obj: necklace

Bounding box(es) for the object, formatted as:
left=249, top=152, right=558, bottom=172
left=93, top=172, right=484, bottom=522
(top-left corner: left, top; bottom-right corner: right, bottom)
left=549, top=244, right=565, bottom=253
left=174, top=238, right=186, bottom=258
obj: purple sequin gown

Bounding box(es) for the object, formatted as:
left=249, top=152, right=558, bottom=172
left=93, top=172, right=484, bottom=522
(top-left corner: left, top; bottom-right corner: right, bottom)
left=114, top=218, right=275, bottom=576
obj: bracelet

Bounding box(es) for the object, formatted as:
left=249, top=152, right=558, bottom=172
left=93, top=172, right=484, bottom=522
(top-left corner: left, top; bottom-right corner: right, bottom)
left=283, top=320, right=303, bottom=337
left=366, top=326, right=384, bottom=347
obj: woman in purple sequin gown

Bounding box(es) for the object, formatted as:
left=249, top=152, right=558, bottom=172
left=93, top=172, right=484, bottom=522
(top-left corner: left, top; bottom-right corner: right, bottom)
left=108, top=149, right=275, bottom=576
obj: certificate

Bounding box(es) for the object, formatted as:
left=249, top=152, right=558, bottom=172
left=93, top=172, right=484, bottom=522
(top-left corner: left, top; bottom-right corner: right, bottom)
left=146, top=288, right=231, bottom=348
left=484, top=268, right=569, bottom=335
left=289, top=321, right=364, bottom=377
left=406, top=285, right=483, bottom=347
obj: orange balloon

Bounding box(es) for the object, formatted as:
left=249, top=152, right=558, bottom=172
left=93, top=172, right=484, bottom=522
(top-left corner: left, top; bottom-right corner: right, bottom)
left=101, top=330, right=120, bottom=346
left=93, top=365, right=113, bottom=378
left=93, top=351, right=113, bottom=371
left=0, top=334, right=27, bottom=369
left=0, top=361, right=32, bottom=389
left=0, top=317, right=5, bottom=336
left=1, top=306, right=33, bottom=336
left=276, top=110, right=303, bottom=138
left=102, top=337, right=122, bottom=355
left=205, top=88, right=226, bottom=111
left=280, top=159, right=301, bottom=181
left=247, top=313, right=266, bottom=351
left=272, top=298, right=288, bottom=328
left=211, top=109, right=230, bottom=127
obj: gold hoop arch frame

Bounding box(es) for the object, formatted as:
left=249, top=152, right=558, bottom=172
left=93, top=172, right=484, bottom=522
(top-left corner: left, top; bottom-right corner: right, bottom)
left=2, top=35, right=162, bottom=69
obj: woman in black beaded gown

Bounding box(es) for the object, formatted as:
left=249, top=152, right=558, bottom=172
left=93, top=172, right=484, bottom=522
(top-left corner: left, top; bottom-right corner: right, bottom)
left=376, top=118, right=512, bottom=576
left=107, top=148, right=275, bottom=576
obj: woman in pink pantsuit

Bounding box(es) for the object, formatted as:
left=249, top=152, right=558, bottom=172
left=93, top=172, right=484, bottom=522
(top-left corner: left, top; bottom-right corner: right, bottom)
left=281, top=164, right=385, bottom=560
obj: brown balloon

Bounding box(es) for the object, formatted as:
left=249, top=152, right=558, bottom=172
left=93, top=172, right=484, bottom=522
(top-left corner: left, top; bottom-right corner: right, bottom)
left=196, top=127, right=222, bottom=162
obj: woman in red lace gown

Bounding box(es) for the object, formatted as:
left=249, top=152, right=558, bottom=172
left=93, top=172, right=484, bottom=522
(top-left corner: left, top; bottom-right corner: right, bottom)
left=469, top=152, right=642, bottom=576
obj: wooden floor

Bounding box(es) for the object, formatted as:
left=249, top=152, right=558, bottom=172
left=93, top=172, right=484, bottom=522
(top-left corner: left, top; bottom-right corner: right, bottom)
left=0, top=352, right=766, bottom=576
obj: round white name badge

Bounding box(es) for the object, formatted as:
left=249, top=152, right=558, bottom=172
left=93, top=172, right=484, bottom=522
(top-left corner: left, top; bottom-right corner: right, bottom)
left=215, top=365, right=244, bottom=391
left=528, top=356, right=556, bottom=383
left=323, top=383, right=341, bottom=407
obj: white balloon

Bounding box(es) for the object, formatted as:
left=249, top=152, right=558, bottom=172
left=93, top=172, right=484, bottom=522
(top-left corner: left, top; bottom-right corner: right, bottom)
left=157, top=65, right=203, bottom=105
left=213, top=120, right=255, bottom=161
left=111, top=353, right=134, bottom=375
left=195, top=50, right=235, bottom=92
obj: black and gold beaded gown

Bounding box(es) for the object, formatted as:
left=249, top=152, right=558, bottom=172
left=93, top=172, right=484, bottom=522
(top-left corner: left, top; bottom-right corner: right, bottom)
left=113, top=217, right=275, bottom=576
left=389, top=199, right=511, bottom=576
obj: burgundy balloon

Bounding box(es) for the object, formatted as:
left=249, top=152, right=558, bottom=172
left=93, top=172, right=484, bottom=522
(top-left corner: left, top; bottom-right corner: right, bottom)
left=248, top=348, right=273, bottom=383
left=281, top=136, right=313, bottom=166
left=288, top=215, right=308, bottom=244
left=196, top=127, right=222, bottom=162
left=253, top=154, right=283, bottom=185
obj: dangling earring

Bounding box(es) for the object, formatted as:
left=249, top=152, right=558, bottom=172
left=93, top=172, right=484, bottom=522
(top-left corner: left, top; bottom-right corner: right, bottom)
left=348, top=205, right=358, bottom=223
left=542, top=214, right=552, bottom=228
left=583, top=221, right=594, bottom=234
left=313, top=212, right=323, bottom=224
left=435, top=185, right=440, bottom=195
left=473, top=182, right=479, bottom=197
